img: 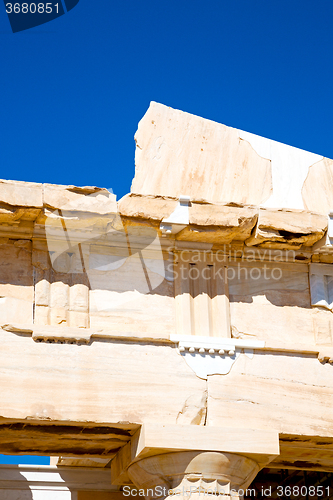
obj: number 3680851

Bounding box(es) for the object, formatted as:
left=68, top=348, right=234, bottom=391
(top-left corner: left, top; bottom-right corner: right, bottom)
left=5, top=3, right=59, bottom=14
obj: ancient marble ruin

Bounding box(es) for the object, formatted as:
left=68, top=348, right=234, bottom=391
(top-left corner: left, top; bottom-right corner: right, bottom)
left=0, top=102, right=333, bottom=499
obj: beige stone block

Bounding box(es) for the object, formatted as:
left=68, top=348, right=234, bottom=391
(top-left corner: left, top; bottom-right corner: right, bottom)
left=50, top=306, right=67, bottom=326
left=50, top=282, right=69, bottom=308
left=302, top=157, right=333, bottom=214
left=68, top=310, right=89, bottom=328
left=313, top=311, right=333, bottom=345
left=0, top=330, right=206, bottom=427
left=0, top=179, right=43, bottom=207
left=35, top=279, right=50, bottom=306
left=118, top=193, right=178, bottom=220
left=0, top=284, right=33, bottom=302
left=132, top=102, right=272, bottom=205
left=207, top=351, right=333, bottom=437
left=89, top=291, right=175, bottom=336
left=228, top=261, right=312, bottom=344
left=44, top=184, right=117, bottom=214
left=113, top=424, right=278, bottom=487
left=0, top=297, right=33, bottom=324
left=119, top=195, right=259, bottom=243
left=34, top=305, right=50, bottom=325
left=245, top=208, right=327, bottom=248
left=70, top=284, right=89, bottom=312
left=230, top=302, right=314, bottom=345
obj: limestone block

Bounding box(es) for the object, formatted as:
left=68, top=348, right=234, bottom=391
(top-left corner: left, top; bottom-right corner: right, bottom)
left=206, top=351, right=333, bottom=437
left=0, top=283, right=33, bottom=302
left=70, top=284, right=89, bottom=312
left=0, top=207, right=40, bottom=226
left=0, top=240, right=33, bottom=287
left=118, top=193, right=178, bottom=221
left=228, top=261, right=315, bottom=344
left=0, top=179, right=43, bottom=207
left=0, top=329, right=206, bottom=426
left=35, top=279, right=50, bottom=306
left=50, top=307, right=67, bottom=326
left=34, top=305, right=50, bottom=326
left=245, top=208, right=327, bottom=248
left=89, top=291, right=174, bottom=336
left=50, top=282, right=69, bottom=309
left=0, top=297, right=33, bottom=324
left=88, top=251, right=169, bottom=296
left=44, top=184, right=117, bottom=214
left=313, top=310, right=333, bottom=345
left=132, top=102, right=272, bottom=205
left=119, top=195, right=258, bottom=243
left=68, top=310, right=89, bottom=328
left=230, top=301, right=315, bottom=345
left=302, top=157, right=333, bottom=214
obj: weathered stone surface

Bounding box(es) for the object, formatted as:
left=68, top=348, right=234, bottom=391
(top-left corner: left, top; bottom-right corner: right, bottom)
left=302, top=157, right=333, bottom=214
left=207, top=351, right=333, bottom=437
left=2, top=103, right=333, bottom=487
left=44, top=184, right=117, bottom=214
left=179, top=204, right=258, bottom=243
left=119, top=194, right=259, bottom=243
left=0, top=240, right=34, bottom=325
left=0, top=328, right=206, bottom=425
left=118, top=193, right=178, bottom=220
left=245, top=208, right=327, bottom=248
left=228, top=261, right=316, bottom=345
left=0, top=179, right=43, bottom=208
left=132, top=102, right=272, bottom=205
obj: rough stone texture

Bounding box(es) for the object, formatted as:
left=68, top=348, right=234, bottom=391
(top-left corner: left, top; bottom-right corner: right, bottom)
left=2, top=103, right=333, bottom=488
left=207, top=351, right=333, bottom=437
left=302, top=157, right=333, bottom=214
left=0, top=328, right=206, bottom=426
left=132, top=102, right=272, bottom=205
left=118, top=193, right=178, bottom=221
left=0, top=240, right=33, bottom=325
left=227, top=260, right=327, bottom=346
left=245, top=208, right=327, bottom=249
left=44, top=184, right=117, bottom=215
left=0, top=179, right=43, bottom=208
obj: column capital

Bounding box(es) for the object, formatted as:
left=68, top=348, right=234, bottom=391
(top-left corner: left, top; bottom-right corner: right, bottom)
left=127, top=451, right=260, bottom=499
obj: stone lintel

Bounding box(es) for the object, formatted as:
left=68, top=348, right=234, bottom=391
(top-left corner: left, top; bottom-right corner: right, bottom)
left=110, top=424, right=279, bottom=486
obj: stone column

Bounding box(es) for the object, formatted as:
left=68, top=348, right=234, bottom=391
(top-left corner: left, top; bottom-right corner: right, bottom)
left=127, top=451, right=260, bottom=500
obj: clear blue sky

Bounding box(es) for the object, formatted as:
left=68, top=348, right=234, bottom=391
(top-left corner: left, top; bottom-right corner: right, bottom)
left=0, top=0, right=333, bottom=464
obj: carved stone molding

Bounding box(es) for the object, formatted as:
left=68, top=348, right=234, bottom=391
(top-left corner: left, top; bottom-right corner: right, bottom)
left=127, top=451, right=260, bottom=499
left=171, top=334, right=264, bottom=379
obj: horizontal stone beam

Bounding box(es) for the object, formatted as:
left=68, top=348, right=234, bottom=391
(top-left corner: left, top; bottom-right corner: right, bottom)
left=110, top=424, right=280, bottom=485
